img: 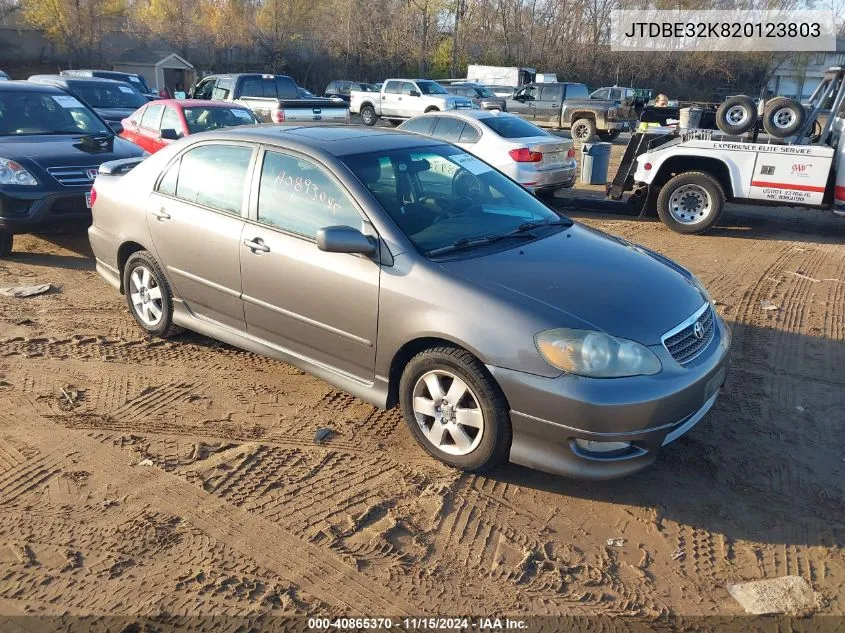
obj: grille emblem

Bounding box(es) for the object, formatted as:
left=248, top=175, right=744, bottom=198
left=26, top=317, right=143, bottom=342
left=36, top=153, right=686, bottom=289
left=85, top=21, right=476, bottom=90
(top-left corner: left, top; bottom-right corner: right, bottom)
left=693, top=321, right=704, bottom=340
left=86, top=168, right=98, bottom=180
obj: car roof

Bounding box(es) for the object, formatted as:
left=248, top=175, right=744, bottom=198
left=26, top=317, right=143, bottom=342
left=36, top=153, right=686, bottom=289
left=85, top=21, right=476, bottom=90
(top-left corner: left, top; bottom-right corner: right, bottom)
left=29, top=75, right=130, bottom=86
left=410, top=110, right=515, bottom=123
left=209, top=125, right=446, bottom=157
left=0, top=80, right=66, bottom=94
left=152, top=99, right=252, bottom=109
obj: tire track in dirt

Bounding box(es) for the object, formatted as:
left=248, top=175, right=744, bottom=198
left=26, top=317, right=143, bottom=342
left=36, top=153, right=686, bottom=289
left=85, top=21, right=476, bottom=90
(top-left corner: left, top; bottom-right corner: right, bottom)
left=0, top=403, right=417, bottom=614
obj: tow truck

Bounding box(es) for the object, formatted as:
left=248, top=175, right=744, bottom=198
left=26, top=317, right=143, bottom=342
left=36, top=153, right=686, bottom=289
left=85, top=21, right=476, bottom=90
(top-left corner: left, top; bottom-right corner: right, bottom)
left=563, top=67, right=845, bottom=234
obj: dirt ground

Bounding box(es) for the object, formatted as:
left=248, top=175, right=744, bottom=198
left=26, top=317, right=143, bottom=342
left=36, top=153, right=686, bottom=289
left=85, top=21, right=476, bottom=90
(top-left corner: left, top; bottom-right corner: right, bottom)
left=0, top=138, right=844, bottom=623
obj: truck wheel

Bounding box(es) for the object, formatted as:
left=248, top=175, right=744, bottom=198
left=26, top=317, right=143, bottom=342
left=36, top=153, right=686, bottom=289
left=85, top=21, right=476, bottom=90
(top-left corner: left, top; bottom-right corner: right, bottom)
left=0, top=231, right=12, bottom=258
left=571, top=118, right=597, bottom=143
left=657, top=171, right=724, bottom=234
left=716, top=95, right=758, bottom=135
left=597, top=129, right=621, bottom=142
left=360, top=105, right=376, bottom=126
left=762, top=97, right=806, bottom=138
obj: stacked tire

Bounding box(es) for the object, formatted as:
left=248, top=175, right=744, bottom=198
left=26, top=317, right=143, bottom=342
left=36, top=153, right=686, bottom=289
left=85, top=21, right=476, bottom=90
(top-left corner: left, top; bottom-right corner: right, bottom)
left=715, top=94, right=806, bottom=139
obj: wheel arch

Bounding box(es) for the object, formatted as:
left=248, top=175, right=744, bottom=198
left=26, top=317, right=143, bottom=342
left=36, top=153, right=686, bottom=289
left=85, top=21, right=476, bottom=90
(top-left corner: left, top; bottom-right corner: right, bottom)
left=424, top=106, right=441, bottom=113
left=386, top=336, right=498, bottom=409
left=652, top=156, right=734, bottom=200
left=117, top=240, right=151, bottom=294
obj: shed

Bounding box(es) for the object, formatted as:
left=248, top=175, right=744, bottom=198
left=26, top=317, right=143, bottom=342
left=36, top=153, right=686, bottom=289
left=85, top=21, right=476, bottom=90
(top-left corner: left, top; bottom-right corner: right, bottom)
left=113, top=52, right=196, bottom=96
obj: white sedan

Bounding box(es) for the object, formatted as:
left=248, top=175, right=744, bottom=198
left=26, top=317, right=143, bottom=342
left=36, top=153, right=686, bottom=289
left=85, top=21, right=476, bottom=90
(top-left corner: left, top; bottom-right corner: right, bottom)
left=398, top=110, right=576, bottom=196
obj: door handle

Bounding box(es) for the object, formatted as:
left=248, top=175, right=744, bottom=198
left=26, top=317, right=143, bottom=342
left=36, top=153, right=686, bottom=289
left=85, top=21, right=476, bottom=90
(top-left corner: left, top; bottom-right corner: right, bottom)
left=149, top=208, right=171, bottom=221
left=243, top=238, right=270, bottom=253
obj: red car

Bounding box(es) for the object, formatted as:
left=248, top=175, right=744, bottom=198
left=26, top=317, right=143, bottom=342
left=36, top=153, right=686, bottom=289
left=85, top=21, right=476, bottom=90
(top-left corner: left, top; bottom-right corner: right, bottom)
left=120, top=99, right=259, bottom=153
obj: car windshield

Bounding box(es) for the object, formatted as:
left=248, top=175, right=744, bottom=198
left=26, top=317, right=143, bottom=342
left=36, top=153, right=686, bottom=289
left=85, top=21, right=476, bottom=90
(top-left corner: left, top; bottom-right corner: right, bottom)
left=125, top=75, right=151, bottom=93
left=342, top=144, right=567, bottom=256
left=417, top=81, right=448, bottom=95
left=479, top=115, right=548, bottom=138
left=476, top=87, right=495, bottom=97
left=73, top=83, right=148, bottom=109
left=183, top=106, right=256, bottom=133
left=0, top=91, right=110, bottom=136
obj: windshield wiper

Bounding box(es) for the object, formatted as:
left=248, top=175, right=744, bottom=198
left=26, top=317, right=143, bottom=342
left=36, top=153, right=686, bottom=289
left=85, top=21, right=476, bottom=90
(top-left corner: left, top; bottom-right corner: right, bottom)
left=426, top=232, right=538, bottom=256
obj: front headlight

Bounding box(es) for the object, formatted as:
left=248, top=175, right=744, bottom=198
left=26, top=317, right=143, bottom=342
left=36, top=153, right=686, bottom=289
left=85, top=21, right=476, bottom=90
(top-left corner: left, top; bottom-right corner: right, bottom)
left=535, top=328, right=662, bottom=378
left=0, top=158, right=38, bottom=186
left=690, top=274, right=712, bottom=304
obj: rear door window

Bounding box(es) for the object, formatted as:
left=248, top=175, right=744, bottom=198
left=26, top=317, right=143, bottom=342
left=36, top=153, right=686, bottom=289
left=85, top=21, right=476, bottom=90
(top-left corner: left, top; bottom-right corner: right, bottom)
left=160, top=107, right=183, bottom=136
left=239, top=77, right=264, bottom=98
left=539, top=85, right=563, bottom=102
left=430, top=117, right=466, bottom=143
left=174, top=144, right=254, bottom=215
left=399, top=116, right=435, bottom=135
left=458, top=123, right=480, bottom=143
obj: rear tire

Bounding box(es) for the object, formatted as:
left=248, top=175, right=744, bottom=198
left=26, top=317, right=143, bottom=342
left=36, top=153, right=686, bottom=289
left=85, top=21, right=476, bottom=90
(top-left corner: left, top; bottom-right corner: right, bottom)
left=657, top=171, right=725, bottom=234
left=597, top=129, right=621, bottom=142
left=123, top=251, right=182, bottom=338
left=716, top=95, right=758, bottom=135
left=571, top=118, right=597, bottom=143
left=762, top=97, right=806, bottom=138
left=399, top=346, right=511, bottom=472
left=0, top=231, right=12, bottom=258
left=360, top=105, right=376, bottom=126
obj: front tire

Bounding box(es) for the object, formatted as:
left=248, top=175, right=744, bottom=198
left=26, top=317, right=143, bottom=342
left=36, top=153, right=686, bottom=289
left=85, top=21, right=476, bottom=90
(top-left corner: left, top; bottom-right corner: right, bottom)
left=360, top=105, right=376, bottom=126
left=0, top=231, right=12, bottom=258
left=123, top=251, right=181, bottom=338
left=571, top=118, right=597, bottom=143
left=399, top=346, right=511, bottom=472
left=597, top=129, right=621, bottom=142
left=656, top=171, right=725, bottom=234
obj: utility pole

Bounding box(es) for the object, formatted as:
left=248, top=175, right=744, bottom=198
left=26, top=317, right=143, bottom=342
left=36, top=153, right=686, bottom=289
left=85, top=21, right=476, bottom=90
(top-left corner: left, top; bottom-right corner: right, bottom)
left=450, top=0, right=466, bottom=78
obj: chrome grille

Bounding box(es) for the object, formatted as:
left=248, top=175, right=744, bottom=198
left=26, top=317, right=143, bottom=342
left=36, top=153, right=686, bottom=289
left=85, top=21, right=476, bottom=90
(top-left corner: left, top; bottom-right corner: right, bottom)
left=46, top=165, right=99, bottom=187
left=663, top=304, right=715, bottom=364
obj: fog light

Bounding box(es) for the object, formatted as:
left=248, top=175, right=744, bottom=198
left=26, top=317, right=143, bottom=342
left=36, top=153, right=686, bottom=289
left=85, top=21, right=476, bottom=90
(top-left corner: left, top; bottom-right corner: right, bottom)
left=574, top=439, right=632, bottom=453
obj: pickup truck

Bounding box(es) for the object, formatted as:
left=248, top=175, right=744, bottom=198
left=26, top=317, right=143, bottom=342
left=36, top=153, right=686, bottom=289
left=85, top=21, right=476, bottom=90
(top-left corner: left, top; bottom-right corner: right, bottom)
left=189, top=73, right=349, bottom=124
left=506, top=82, right=635, bottom=142
left=350, top=79, right=474, bottom=126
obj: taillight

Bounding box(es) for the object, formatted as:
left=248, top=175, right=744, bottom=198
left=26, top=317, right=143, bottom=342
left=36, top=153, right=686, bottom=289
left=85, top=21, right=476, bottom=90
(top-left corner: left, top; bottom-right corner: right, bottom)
left=509, top=148, right=543, bottom=163
left=566, top=148, right=575, bottom=159
left=89, top=186, right=97, bottom=207
left=272, top=109, right=285, bottom=123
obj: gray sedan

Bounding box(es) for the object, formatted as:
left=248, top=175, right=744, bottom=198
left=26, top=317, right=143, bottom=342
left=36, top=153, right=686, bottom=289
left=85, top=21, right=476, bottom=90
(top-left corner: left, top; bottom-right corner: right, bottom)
left=89, top=126, right=730, bottom=479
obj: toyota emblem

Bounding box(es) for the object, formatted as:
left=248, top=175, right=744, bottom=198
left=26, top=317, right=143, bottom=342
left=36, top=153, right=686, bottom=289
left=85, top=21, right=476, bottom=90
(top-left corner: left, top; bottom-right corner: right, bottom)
left=693, top=321, right=704, bottom=340
left=86, top=168, right=98, bottom=180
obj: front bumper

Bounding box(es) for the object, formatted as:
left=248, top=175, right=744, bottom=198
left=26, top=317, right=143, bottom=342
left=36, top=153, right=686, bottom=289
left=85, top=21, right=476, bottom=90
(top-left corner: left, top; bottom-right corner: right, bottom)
left=490, top=312, right=731, bottom=479
left=0, top=189, right=91, bottom=233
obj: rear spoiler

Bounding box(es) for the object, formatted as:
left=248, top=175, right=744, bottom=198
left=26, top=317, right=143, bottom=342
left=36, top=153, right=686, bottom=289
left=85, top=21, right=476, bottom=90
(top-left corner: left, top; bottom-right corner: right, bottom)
left=98, top=157, right=146, bottom=176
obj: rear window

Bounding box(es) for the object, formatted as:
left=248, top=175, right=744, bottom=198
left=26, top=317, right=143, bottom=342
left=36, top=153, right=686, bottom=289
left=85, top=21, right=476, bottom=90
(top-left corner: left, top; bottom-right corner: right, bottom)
left=478, top=115, right=548, bottom=139
left=275, top=77, right=299, bottom=99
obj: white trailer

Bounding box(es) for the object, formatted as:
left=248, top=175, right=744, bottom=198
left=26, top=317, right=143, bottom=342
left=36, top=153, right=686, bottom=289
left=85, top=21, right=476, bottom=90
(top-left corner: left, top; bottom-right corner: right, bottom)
left=466, top=65, right=535, bottom=88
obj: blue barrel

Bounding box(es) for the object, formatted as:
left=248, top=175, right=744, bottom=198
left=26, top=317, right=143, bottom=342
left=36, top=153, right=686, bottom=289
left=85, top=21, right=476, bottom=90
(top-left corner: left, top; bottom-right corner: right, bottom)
left=580, top=142, right=612, bottom=185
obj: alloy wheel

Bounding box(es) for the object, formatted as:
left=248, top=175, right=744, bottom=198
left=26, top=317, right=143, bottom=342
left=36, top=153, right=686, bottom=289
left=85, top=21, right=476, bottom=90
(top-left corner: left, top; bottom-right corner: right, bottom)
left=128, top=264, right=163, bottom=327
left=668, top=183, right=712, bottom=225
left=412, top=370, right=484, bottom=456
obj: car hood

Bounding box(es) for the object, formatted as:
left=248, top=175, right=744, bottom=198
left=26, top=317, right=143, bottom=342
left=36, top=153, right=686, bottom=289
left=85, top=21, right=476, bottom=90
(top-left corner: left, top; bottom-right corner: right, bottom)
left=94, top=107, right=139, bottom=121
left=439, top=223, right=706, bottom=345
left=0, top=135, right=144, bottom=170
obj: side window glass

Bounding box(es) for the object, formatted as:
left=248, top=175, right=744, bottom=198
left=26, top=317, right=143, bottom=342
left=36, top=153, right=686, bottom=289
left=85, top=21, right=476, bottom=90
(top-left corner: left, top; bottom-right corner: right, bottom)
left=401, top=82, right=416, bottom=96
left=540, top=86, right=562, bottom=101
left=194, top=79, right=215, bottom=100
left=384, top=81, right=402, bottom=94
left=240, top=77, right=263, bottom=97
left=400, top=116, right=434, bottom=135
left=458, top=124, right=480, bottom=143
left=431, top=117, right=465, bottom=143
left=160, top=107, right=183, bottom=136
left=130, top=106, right=145, bottom=125
left=212, top=78, right=232, bottom=100
left=257, top=151, right=362, bottom=238
left=140, top=104, right=164, bottom=129
left=175, top=144, right=253, bottom=215
left=157, top=158, right=180, bottom=196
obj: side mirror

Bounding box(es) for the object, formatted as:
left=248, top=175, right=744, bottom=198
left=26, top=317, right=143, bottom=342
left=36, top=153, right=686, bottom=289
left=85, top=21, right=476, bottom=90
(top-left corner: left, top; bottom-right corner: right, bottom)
left=160, top=128, right=180, bottom=140
left=109, top=121, right=124, bottom=135
left=409, top=90, right=421, bottom=97
left=317, top=226, right=376, bottom=255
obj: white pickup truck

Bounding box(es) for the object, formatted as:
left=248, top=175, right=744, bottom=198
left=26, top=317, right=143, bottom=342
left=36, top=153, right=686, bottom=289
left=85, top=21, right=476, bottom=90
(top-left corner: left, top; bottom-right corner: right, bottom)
left=350, top=79, right=474, bottom=126
left=605, top=66, right=845, bottom=234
